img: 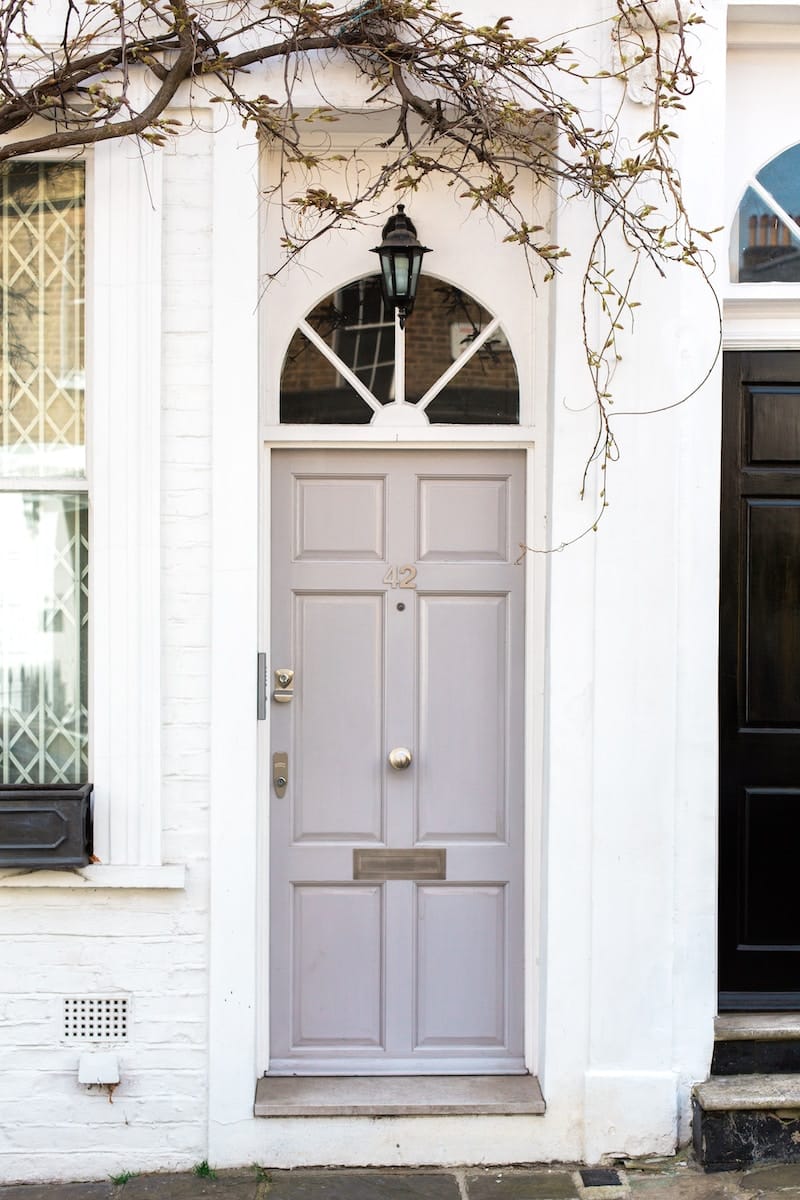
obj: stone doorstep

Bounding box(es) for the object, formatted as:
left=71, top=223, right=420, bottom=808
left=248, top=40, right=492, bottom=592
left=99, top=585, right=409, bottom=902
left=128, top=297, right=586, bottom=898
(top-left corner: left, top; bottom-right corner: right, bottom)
left=693, top=1073, right=800, bottom=1111
left=254, top=1074, right=546, bottom=1117
left=714, top=1014, right=800, bottom=1042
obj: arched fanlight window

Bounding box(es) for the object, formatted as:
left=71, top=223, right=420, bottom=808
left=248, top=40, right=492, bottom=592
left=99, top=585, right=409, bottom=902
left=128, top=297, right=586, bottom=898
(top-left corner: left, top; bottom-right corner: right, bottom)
left=280, top=273, right=519, bottom=425
left=733, top=144, right=800, bottom=283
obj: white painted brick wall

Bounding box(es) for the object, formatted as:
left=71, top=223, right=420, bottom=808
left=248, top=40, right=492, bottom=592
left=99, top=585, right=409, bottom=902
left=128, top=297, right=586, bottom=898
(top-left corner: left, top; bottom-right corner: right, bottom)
left=0, top=120, right=214, bottom=1185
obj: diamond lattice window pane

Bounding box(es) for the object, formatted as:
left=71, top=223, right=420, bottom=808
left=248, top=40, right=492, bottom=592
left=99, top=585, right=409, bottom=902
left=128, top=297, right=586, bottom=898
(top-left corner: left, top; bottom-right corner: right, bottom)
left=0, top=492, right=88, bottom=784
left=1, top=162, right=85, bottom=477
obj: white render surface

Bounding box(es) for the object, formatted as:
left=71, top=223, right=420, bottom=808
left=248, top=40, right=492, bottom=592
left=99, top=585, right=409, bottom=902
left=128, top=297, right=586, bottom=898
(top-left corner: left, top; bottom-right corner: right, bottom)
left=0, top=124, right=214, bottom=1183
left=0, top=0, right=766, bottom=1184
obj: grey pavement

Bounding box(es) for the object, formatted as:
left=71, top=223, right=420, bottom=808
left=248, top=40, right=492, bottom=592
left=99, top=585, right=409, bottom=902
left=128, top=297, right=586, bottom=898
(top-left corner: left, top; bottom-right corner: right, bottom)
left=4, top=1159, right=800, bottom=1200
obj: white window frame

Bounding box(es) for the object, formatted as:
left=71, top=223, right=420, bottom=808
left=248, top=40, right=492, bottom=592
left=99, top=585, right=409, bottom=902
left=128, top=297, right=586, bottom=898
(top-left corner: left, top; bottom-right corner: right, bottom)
left=0, top=157, right=89, bottom=789
left=0, top=139, right=179, bottom=883
left=725, top=14, right=800, bottom=348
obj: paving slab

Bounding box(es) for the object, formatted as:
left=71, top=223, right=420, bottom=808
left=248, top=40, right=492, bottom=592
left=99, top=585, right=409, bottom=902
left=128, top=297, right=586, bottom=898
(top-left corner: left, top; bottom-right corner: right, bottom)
left=739, top=1164, right=800, bottom=1190
left=627, top=1173, right=741, bottom=1200
left=0, top=1188, right=114, bottom=1200
left=264, top=1171, right=461, bottom=1200
left=121, top=1170, right=260, bottom=1200
left=466, top=1168, right=579, bottom=1199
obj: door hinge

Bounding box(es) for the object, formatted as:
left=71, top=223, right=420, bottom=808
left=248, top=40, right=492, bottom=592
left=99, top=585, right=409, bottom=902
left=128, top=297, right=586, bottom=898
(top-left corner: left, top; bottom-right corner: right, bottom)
left=257, top=652, right=268, bottom=720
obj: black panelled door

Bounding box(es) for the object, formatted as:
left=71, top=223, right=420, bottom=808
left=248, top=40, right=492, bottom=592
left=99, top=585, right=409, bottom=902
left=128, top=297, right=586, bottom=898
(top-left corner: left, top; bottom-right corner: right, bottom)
left=720, top=351, right=800, bottom=1009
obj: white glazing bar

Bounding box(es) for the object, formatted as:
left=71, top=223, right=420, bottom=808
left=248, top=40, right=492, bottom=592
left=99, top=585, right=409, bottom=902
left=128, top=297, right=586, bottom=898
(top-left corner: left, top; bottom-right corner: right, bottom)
left=298, top=319, right=381, bottom=413
left=418, top=317, right=502, bottom=412
left=749, top=176, right=800, bottom=247
left=395, top=312, right=406, bottom=406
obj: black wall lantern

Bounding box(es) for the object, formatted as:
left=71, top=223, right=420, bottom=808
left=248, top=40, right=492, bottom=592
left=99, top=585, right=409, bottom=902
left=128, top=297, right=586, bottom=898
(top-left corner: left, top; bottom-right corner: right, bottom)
left=371, top=204, right=431, bottom=328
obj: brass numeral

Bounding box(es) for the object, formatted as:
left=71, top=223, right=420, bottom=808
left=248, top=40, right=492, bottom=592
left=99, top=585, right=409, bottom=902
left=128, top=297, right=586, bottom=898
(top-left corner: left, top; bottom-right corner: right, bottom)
left=382, top=565, right=417, bottom=590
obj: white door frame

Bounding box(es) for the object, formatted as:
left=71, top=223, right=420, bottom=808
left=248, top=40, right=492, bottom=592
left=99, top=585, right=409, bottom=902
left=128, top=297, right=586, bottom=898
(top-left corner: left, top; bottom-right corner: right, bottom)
left=253, top=146, right=550, bottom=1084
left=255, top=428, right=546, bottom=1079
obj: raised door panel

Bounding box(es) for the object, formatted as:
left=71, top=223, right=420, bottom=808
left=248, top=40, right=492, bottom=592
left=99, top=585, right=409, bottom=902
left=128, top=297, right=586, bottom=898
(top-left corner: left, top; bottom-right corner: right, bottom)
left=417, top=476, right=510, bottom=561
left=292, top=884, right=384, bottom=1048
left=294, top=474, right=386, bottom=560
left=414, top=885, right=507, bottom=1048
left=292, top=592, right=385, bottom=842
left=416, top=594, right=508, bottom=842
left=744, top=502, right=800, bottom=727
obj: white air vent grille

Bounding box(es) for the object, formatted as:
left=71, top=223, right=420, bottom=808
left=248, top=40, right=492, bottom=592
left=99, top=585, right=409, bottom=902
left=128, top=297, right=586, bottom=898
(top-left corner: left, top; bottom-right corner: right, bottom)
left=63, top=997, right=130, bottom=1041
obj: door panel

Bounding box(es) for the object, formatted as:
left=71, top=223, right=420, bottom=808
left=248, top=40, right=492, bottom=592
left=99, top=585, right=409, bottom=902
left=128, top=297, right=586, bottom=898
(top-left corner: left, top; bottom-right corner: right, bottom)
left=415, top=884, right=507, bottom=1048
left=293, top=593, right=385, bottom=841
left=417, top=476, right=510, bottom=561
left=744, top=502, right=800, bottom=725
left=270, top=449, right=526, bottom=1072
left=719, top=352, right=800, bottom=1007
left=417, top=594, right=509, bottom=842
left=292, top=884, right=384, bottom=1047
left=294, top=474, right=386, bottom=560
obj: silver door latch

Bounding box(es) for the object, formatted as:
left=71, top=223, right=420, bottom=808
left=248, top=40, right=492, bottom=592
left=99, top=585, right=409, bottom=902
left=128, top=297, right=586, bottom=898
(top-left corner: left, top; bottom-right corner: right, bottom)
left=273, top=668, right=294, bottom=703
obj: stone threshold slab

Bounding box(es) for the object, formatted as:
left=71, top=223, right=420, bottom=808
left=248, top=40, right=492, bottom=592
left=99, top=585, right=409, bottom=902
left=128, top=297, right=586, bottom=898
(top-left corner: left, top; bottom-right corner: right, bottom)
left=715, top=1013, right=800, bottom=1041
left=254, top=1074, right=545, bottom=1117
left=694, top=1073, right=800, bottom=1110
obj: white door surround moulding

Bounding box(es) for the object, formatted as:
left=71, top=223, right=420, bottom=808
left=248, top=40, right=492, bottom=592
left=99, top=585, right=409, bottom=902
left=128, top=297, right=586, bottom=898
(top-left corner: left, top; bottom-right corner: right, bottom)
left=723, top=295, right=800, bottom=348
left=208, top=137, right=551, bottom=1165
left=255, top=437, right=545, bottom=1087
left=208, top=120, right=262, bottom=1145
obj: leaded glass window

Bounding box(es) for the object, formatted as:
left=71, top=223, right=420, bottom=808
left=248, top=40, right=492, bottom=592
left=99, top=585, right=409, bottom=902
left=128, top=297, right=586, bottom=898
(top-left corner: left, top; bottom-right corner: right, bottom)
left=0, top=162, right=88, bottom=784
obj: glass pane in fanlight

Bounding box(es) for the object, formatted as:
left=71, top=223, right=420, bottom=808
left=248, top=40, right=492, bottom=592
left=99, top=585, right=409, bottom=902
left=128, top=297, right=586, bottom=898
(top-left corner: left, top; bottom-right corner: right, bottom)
left=280, top=275, right=394, bottom=422
left=756, top=144, right=800, bottom=215
left=733, top=145, right=800, bottom=282
left=279, top=272, right=520, bottom=425
left=406, top=277, right=519, bottom=424
left=0, top=492, right=88, bottom=784
left=0, top=162, right=86, bottom=477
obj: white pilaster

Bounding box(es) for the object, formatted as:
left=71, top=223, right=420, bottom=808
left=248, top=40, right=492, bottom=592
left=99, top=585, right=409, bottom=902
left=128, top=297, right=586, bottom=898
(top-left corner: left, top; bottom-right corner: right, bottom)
left=207, top=119, right=261, bottom=1142
left=90, top=139, right=163, bottom=865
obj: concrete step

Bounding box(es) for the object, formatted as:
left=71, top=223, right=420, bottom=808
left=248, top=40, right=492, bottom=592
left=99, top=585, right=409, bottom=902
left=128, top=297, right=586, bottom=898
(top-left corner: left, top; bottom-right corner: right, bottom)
left=711, top=1015, right=800, bottom=1074
left=714, top=1014, right=800, bottom=1040
left=693, top=1073, right=800, bottom=1171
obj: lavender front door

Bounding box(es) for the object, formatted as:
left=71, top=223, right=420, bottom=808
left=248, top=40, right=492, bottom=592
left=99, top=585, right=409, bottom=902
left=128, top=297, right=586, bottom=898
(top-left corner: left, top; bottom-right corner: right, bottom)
left=269, top=449, right=526, bottom=1074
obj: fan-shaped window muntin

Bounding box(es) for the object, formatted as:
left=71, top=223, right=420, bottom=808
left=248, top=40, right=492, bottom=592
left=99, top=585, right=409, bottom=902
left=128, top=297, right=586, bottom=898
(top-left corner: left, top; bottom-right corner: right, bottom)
left=280, top=273, right=519, bottom=426
left=733, top=144, right=800, bottom=283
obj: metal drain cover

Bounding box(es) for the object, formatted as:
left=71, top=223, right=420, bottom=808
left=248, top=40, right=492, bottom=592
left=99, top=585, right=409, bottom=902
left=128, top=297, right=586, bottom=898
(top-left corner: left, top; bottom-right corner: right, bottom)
left=579, top=1170, right=622, bottom=1188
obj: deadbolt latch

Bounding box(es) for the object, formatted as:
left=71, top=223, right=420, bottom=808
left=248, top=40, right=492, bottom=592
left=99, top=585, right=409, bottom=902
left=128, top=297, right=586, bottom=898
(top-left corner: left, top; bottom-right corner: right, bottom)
left=273, top=668, right=294, bottom=704
left=273, top=752, right=289, bottom=798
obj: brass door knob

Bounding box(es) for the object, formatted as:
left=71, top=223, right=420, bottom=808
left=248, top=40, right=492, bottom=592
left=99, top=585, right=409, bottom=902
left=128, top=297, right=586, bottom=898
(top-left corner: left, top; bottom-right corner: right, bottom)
left=388, top=747, right=413, bottom=770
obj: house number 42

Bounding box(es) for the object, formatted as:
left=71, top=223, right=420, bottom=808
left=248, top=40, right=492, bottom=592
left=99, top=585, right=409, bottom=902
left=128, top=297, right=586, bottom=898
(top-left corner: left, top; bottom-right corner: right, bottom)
left=383, top=565, right=418, bottom=589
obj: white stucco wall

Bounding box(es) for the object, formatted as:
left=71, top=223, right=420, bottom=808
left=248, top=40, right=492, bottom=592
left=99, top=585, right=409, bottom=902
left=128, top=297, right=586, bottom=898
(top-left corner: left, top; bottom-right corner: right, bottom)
left=0, top=126, right=214, bottom=1183
left=0, top=0, right=742, bottom=1181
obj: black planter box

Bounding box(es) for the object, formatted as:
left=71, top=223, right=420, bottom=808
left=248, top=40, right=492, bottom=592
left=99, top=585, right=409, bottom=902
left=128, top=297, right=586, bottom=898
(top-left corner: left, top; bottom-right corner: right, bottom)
left=0, top=784, right=93, bottom=868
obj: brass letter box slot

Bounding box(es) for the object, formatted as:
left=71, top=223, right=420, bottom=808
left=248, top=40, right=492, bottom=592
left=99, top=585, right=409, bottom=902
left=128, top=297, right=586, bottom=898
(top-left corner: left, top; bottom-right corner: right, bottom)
left=353, top=848, right=446, bottom=881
